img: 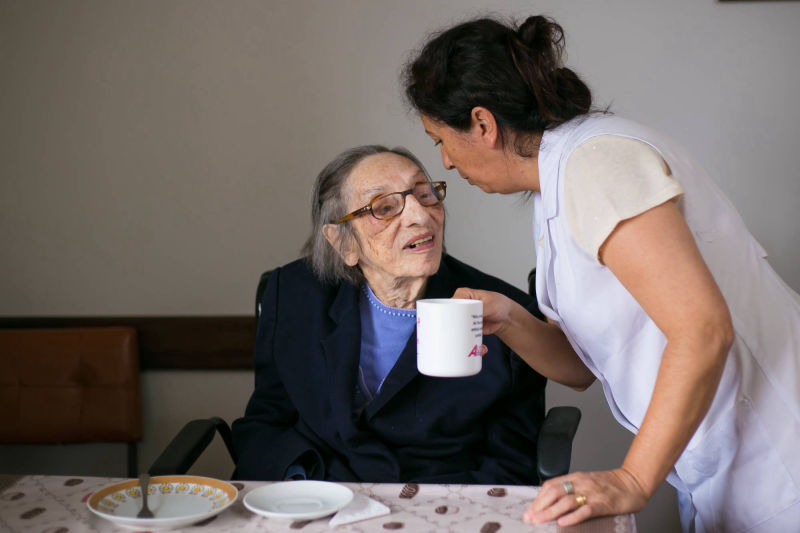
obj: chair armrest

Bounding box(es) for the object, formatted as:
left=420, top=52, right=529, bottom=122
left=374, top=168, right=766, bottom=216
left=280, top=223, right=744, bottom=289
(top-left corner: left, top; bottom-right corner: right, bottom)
left=148, top=417, right=237, bottom=476
left=536, top=406, right=581, bottom=482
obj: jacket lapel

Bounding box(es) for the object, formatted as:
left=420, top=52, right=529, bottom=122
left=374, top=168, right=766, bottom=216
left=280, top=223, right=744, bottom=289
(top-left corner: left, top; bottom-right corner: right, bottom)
left=320, top=283, right=361, bottom=426
left=363, top=258, right=453, bottom=420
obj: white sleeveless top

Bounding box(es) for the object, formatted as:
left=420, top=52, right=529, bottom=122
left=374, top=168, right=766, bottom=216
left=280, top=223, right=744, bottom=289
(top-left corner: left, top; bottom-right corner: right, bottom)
left=533, top=114, right=800, bottom=532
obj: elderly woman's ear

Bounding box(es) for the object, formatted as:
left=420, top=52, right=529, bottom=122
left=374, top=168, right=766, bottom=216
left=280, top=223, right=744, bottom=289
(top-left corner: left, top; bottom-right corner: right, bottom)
left=322, top=224, right=359, bottom=267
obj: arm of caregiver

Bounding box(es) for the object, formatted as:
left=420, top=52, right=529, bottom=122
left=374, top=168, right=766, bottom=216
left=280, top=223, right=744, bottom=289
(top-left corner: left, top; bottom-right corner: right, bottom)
left=452, top=287, right=595, bottom=389
left=526, top=200, right=734, bottom=526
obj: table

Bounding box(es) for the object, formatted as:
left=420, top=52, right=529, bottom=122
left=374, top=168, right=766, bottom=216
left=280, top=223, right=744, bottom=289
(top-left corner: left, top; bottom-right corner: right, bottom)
left=0, top=475, right=636, bottom=532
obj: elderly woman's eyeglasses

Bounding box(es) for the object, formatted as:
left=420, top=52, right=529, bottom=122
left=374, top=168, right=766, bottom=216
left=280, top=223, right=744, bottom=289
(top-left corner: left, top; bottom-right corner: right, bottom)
left=334, top=181, right=447, bottom=224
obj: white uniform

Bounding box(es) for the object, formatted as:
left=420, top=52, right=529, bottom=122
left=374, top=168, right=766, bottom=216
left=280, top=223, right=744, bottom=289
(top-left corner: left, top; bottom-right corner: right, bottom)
left=534, top=114, right=800, bottom=532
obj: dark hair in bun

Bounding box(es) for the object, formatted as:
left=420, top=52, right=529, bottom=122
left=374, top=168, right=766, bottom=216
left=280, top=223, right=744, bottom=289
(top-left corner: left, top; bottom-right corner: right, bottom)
left=403, top=15, right=593, bottom=157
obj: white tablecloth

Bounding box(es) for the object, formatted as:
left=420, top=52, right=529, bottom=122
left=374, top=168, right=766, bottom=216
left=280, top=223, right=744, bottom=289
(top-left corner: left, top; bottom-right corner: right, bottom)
left=0, top=475, right=636, bottom=532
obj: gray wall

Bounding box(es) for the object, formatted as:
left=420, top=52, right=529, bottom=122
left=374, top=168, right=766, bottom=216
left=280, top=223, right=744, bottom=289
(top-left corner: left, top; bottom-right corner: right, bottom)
left=2, top=1, right=799, bottom=532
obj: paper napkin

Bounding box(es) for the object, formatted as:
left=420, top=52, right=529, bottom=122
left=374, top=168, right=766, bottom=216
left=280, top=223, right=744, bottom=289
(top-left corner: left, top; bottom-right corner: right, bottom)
left=328, top=493, right=391, bottom=527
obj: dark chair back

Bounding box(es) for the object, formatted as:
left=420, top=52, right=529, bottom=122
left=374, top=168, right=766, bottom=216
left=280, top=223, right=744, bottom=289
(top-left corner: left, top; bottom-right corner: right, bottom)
left=255, top=270, right=272, bottom=319
left=150, top=271, right=273, bottom=476
left=528, top=268, right=536, bottom=299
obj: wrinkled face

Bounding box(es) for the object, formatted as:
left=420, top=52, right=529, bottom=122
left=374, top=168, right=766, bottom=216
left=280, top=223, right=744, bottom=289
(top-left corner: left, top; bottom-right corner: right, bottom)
left=338, top=153, right=444, bottom=287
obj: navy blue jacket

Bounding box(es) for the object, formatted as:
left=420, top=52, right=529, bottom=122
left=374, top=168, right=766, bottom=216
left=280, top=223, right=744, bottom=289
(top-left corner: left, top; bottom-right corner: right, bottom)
left=232, top=255, right=546, bottom=484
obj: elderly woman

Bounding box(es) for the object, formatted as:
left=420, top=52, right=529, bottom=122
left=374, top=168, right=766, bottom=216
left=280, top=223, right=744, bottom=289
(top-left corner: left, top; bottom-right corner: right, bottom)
left=231, top=145, right=549, bottom=484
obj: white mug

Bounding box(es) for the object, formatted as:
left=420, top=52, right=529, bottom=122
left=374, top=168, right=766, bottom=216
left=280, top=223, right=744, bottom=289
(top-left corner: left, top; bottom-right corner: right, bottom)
left=416, top=298, right=483, bottom=377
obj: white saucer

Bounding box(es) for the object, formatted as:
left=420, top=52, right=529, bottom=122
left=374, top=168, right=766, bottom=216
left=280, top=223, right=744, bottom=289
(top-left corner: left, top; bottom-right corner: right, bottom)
left=87, top=475, right=237, bottom=531
left=243, top=480, right=354, bottom=520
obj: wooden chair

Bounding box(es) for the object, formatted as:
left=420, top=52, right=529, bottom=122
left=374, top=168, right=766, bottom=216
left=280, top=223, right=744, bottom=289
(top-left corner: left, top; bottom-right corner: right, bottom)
left=0, top=327, right=142, bottom=477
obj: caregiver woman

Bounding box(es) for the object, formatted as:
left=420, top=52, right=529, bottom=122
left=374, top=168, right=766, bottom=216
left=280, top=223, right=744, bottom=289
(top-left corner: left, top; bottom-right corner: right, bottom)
left=403, top=14, right=800, bottom=533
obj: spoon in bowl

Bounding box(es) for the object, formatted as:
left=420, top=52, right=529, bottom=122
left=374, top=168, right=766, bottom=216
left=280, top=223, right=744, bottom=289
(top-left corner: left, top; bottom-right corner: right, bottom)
left=137, top=473, right=154, bottom=519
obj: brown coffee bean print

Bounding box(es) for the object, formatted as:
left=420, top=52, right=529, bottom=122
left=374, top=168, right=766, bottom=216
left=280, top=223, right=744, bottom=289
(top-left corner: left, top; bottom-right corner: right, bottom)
left=382, top=522, right=404, bottom=530
left=0, top=492, right=24, bottom=501
left=232, top=482, right=245, bottom=491
left=399, top=483, right=419, bottom=499
left=290, top=520, right=312, bottom=529
left=63, top=478, right=83, bottom=486
left=42, top=528, right=69, bottom=533
left=480, top=522, right=501, bottom=533
left=20, top=507, right=45, bottom=519
left=435, top=505, right=448, bottom=514
left=487, top=487, right=506, bottom=497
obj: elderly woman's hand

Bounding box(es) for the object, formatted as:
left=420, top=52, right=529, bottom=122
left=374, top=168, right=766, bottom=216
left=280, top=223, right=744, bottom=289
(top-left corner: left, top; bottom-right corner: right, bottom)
left=452, top=287, right=515, bottom=337
left=523, top=468, right=650, bottom=527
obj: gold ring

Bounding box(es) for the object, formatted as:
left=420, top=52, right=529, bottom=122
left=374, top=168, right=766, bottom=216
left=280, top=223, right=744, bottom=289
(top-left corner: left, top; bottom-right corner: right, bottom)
left=575, top=494, right=587, bottom=506
left=561, top=481, right=574, bottom=495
